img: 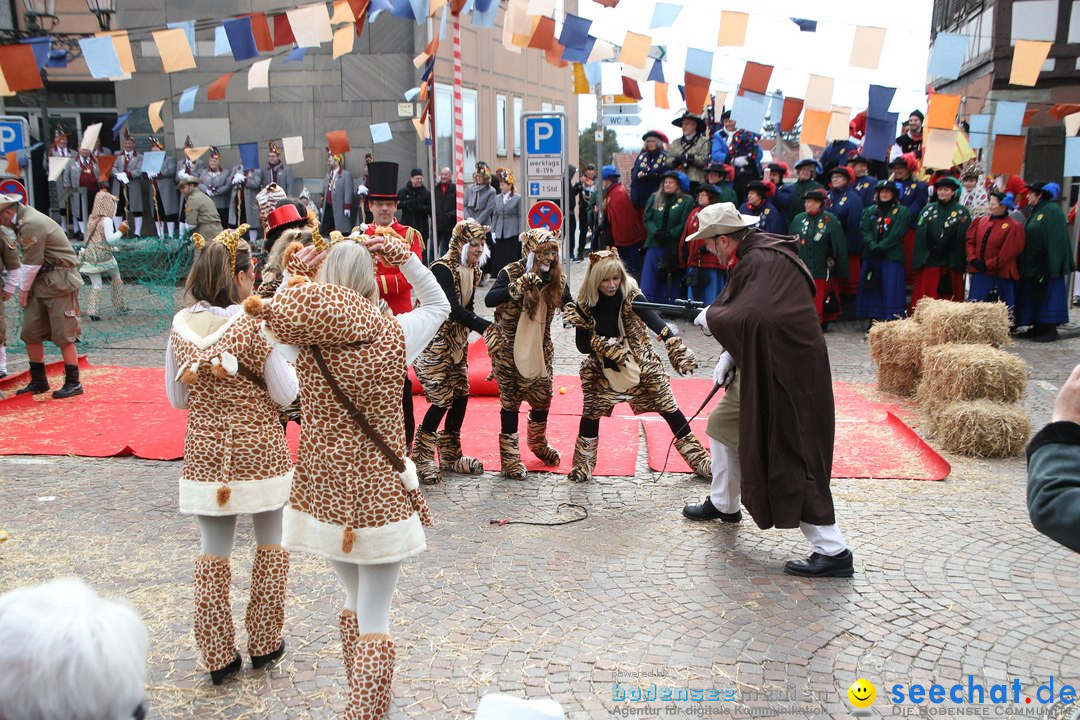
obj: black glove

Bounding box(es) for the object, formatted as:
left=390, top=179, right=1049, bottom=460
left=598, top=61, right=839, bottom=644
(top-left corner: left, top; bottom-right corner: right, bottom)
left=970, top=258, right=987, bottom=272
left=929, top=242, right=950, bottom=259
left=869, top=245, right=884, bottom=259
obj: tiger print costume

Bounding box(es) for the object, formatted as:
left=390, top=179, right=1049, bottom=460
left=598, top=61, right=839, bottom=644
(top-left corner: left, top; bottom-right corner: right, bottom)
left=484, top=229, right=571, bottom=479
left=411, top=219, right=497, bottom=485
left=563, top=248, right=711, bottom=483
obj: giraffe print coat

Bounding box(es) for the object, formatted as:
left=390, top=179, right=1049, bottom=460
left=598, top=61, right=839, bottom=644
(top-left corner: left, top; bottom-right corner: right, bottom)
left=171, top=309, right=294, bottom=516
left=258, top=275, right=441, bottom=564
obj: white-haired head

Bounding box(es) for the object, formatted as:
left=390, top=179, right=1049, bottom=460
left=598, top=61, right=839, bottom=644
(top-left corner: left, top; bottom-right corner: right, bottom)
left=0, top=577, right=149, bottom=720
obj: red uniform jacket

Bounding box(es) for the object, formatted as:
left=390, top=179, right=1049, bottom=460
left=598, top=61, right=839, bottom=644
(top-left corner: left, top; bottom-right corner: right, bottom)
left=965, top=213, right=1025, bottom=280
left=604, top=182, right=645, bottom=248
left=679, top=205, right=723, bottom=270
left=364, top=220, right=425, bottom=315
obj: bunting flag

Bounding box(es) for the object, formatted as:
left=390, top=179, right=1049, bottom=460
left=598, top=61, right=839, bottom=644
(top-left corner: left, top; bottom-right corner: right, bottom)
left=684, top=72, right=710, bottom=115
left=207, top=73, right=233, bottom=101
left=247, top=13, right=275, bottom=53
left=97, top=155, right=116, bottom=183
left=152, top=28, right=196, bottom=73
left=274, top=13, right=296, bottom=46
left=224, top=17, right=259, bottom=61
left=148, top=100, right=165, bottom=132
left=326, top=129, right=351, bottom=155
left=621, top=77, right=642, bottom=101
left=780, top=97, right=803, bottom=132
left=5, top=151, right=18, bottom=178
left=0, top=44, right=44, bottom=90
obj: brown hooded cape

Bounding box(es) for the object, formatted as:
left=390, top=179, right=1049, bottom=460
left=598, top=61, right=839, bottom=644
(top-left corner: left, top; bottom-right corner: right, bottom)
left=705, top=231, right=837, bottom=530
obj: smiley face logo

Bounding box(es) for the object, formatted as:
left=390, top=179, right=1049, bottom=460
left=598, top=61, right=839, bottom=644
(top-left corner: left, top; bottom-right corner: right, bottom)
left=848, top=679, right=876, bottom=708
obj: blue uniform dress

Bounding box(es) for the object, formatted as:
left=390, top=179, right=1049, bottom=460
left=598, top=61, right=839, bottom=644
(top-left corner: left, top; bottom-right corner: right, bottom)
left=827, top=186, right=865, bottom=295
left=897, top=178, right=929, bottom=283
left=737, top=200, right=784, bottom=234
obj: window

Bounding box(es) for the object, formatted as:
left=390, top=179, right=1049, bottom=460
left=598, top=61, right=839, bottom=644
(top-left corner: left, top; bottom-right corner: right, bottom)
left=462, top=87, right=478, bottom=171
left=435, top=85, right=478, bottom=172
left=555, top=104, right=565, bottom=115
left=435, top=84, right=453, bottom=171
left=496, top=94, right=507, bottom=156
left=513, top=97, right=523, bottom=155
left=1011, top=0, right=1058, bottom=43
left=542, top=102, right=553, bottom=112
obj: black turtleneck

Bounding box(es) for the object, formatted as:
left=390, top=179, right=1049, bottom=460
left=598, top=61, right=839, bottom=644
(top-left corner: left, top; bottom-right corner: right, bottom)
left=575, top=289, right=669, bottom=354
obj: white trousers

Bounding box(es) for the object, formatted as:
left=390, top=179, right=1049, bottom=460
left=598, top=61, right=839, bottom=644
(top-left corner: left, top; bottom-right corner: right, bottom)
left=708, top=438, right=848, bottom=556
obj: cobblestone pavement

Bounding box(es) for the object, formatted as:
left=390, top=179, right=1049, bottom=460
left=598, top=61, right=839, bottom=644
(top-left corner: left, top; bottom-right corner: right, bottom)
left=2, top=259, right=1080, bottom=720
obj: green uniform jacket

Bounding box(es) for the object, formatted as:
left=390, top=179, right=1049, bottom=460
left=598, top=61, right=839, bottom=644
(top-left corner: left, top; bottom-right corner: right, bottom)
left=786, top=179, right=824, bottom=224
left=643, top=191, right=693, bottom=250
left=1027, top=421, right=1080, bottom=553
left=184, top=188, right=224, bottom=240
left=860, top=202, right=909, bottom=263
left=789, top=210, right=848, bottom=279
left=1019, top=200, right=1074, bottom=279
left=912, top=199, right=971, bottom=271
left=715, top=182, right=738, bottom=205
left=15, top=204, right=82, bottom=298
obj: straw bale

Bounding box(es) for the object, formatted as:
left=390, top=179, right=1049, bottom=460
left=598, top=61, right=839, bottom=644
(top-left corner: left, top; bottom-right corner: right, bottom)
left=917, top=343, right=1028, bottom=416
left=867, top=318, right=927, bottom=370
left=877, top=362, right=920, bottom=397
left=912, top=297, right=1011, bottom=348
left=931, top=400, right=1030, bottom=458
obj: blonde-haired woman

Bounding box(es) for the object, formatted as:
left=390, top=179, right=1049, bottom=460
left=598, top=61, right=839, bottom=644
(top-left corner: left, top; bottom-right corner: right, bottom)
left=78, top=189, right=129, bottom=321
left=165, top=225, right=298, bottom=685
left=563, top=248, right=710, bottom=483
left=244, top=227, right=449, bottom=719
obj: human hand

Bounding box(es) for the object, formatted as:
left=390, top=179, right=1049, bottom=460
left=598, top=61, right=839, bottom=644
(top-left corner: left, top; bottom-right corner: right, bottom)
left=712, top=351, right=736, bottom=387
left=1052, top=364, right=1080, bottom=425
left=118, top=222, right=129, bottom=236
left=365, top=227, right=411, bottom=266
left=2, top=290, right=11, bottom=302
left=116, top=172, right=129, bottom=185
left=344, top=208, right=351, bottom=218
left=694, top=308, right=710, bottom=328
left=18, top=289, right=28, bottom=308
left=970, top=258, right=987, bottom=272
left=285, top=242, right=327, bottom=277
left=561, top=301, right=593, bottom=329
left=590, top=335, right=630, bottom=366
left=733, top=156, right=749, bottom=168
left=826, top=256, right=836, bottom=269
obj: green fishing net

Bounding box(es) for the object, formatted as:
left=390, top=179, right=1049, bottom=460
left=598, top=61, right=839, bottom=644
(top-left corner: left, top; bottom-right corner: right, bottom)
left=2, top=235, right=194, bottom=351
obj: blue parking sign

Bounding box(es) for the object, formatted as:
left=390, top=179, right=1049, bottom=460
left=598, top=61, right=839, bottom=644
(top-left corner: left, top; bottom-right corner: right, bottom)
left=525, top=116, right=563, bottom=155
left=0, top=120, right=26, bottom=154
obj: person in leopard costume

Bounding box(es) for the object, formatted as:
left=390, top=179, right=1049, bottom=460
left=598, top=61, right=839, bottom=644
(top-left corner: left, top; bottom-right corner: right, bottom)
left=243, top=226, right=449, bottom=719
left=411, top=219, right=501, bottom=485
left=483, top=228, right=572, bottom=479
left=165, top=225, right=299, bottom=685
left=562, top=248, right=711, bottom=482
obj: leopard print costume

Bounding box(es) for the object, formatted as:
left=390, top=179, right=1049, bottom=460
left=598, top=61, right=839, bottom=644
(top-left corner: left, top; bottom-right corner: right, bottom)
left=251, top=279, right=433, bottom=564
left=579, top=289, right=681, bottom=419
left=171, top=309, right=294, bottom=515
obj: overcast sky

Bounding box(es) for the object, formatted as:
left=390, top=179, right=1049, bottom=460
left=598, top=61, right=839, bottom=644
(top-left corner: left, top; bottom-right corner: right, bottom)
left=575, top=0, right=934, bottom=150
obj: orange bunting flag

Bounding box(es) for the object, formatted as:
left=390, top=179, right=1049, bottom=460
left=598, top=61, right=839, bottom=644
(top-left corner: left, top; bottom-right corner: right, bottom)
left=5, top=151, right=18, bottom=178
left=0, top=45, right=44, bottom=91
left=326, top=129, right=351, bottom=156
left=207, top=73, right=233, bottom=101
left=97, top=155, right=116, bottom=184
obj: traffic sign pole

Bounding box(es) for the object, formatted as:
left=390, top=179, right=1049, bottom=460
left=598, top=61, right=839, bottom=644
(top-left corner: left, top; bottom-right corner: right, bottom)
left=520, top=110, right=569, bottom=260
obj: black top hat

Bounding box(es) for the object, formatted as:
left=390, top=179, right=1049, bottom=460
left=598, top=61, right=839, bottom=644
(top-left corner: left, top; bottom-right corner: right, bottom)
left=366, top=161, right=400, bottom=200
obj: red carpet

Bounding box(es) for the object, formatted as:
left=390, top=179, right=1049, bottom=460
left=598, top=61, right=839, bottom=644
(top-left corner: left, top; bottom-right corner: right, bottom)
left=0, top=357, right=949, bottom=480
left=641, top=381, right=951, bottom=481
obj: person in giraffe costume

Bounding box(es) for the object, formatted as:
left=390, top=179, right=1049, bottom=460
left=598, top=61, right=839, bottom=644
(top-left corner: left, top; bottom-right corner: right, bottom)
left=165, top=225, right=298, bottom=685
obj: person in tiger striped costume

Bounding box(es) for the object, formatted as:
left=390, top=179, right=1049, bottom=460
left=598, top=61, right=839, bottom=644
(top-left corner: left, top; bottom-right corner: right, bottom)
left=562, top=248, right=710, bottom=483
left=484, top=228, right=572, bottom=479
left=411, top=219, right=501, bottom=485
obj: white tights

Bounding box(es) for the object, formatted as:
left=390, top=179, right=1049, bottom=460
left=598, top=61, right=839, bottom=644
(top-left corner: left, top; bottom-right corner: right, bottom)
left=707, top=437, right=848, bottom=556
left=328, top=560, right=401, bottom=635
left=195, top=509, right=283, bottom=557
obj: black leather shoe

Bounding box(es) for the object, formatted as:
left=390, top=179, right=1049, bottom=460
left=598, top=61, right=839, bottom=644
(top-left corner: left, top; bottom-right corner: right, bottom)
left=1031, top=326, right=1060, bottom=343
left=251, top=640, right=285, bottom=669
left=210, top=653, right=243, bottom=685
left=784, top=549, right=854, bottom=578
left=682, top=497, right=741, bottom=523
left=52, top=382, right=83, bottom=399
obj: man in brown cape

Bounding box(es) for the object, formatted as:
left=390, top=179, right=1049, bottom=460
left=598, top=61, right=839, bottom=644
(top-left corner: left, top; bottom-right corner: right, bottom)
left=681, top=202, right=853, bottom=577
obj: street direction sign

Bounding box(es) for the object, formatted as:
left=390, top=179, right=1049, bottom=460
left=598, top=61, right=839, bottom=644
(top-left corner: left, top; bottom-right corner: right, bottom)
left=602, top=115, right=643, bottom=126
left=528, top=200, right=563, bottom=231
left=528, top=179, right=563, bottom=199
left=601, top=104, right=641, bottom=115
left=526, top=156, right=563, bottom=176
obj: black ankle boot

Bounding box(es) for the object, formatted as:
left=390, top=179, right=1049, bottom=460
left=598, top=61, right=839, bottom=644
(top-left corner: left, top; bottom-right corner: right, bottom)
left=52, top=364, right=83, bottom=399
left=251, top=640, right=285, bottom=669
left=210, top=653, right=243, bottom=685
left=16, top=362, right=49, bottom=395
